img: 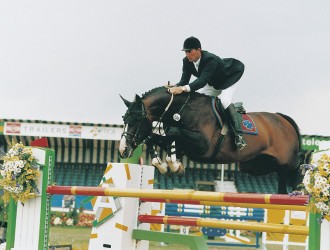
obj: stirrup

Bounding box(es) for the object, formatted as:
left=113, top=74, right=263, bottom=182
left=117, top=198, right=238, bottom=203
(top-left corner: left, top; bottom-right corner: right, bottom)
left=235, top=136, right=247, bottom=151
left=236, top=142, right=247, bottom=151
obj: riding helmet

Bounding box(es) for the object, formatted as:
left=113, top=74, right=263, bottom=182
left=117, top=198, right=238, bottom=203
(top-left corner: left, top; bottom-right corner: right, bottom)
left=182, top=36, right=201, bottom=51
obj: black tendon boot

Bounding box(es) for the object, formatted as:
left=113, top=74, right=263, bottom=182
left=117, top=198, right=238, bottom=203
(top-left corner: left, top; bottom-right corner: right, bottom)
left=225, top=103, right=247, bottom=151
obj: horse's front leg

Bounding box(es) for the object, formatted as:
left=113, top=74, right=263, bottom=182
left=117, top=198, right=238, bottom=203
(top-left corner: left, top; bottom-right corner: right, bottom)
left=146, top=133, right=185, bottom=175
left=166, top=141, right=185, bottom=176
left=148, top=145, right=169, bottom=174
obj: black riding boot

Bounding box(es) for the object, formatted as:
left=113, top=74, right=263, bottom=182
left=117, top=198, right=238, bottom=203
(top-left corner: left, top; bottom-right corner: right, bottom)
left=225, top=103, right=247, bottom=151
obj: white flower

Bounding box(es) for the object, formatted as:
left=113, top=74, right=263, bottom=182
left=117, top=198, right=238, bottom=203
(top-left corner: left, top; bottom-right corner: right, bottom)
left=4, top=185, right=14, bottom=193
left=66, top=218, right=74, bottom=226
left=314, top=173, right=327, bottom=189
left=5, top=161, right=14, bottom=168
left=5, top=185, right=23, bottom=194
left=302, top=170, right=311, bottom=186
left=14, top=168, right=21, bottom=174
left=7, top=149, right=15, bottom=156
left=53, top=217, right=62, bottom=225
left=323, top=189, right=329, bottom=197
left=321, top=184, right=330, bottom=196
left=0, top=170, right=5, bottom=177
left=15, top=160, right=24, bottom=169
left=0, top=242, right=6, bottom=250
left=315, top=202, right=330, bottom=213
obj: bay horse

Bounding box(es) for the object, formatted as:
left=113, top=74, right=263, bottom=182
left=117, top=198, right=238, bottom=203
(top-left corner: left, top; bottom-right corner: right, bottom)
left=119, top=86, right=302, bottom=194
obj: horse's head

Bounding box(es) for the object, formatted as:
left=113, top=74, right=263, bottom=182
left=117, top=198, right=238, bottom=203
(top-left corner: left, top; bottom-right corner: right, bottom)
left=119, top=94, right=152, bottom=158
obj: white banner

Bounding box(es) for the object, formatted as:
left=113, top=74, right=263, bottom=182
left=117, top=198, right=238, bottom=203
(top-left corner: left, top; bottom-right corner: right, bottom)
left=4, top=122, right=123, bottom=140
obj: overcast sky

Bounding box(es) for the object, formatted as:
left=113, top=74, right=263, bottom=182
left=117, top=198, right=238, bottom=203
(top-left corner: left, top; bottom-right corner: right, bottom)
left=0, top=0, right=329, bottom=136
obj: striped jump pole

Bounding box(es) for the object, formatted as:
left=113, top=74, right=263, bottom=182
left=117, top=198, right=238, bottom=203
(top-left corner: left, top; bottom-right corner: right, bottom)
left=46, top=186, right=308, bottom=206
left=140, top=198, right=307, bottom=211
left=138, top=215, right=309, bottom=236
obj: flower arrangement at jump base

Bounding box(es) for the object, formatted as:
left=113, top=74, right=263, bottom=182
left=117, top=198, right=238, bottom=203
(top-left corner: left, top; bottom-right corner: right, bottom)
left=300, top=152, right=330, bottom=220
left=0, top=142, right=40, bottom=204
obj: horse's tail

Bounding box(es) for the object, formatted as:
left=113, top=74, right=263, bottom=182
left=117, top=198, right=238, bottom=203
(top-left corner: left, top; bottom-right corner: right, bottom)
left=276, top=113, right=302, bottom=150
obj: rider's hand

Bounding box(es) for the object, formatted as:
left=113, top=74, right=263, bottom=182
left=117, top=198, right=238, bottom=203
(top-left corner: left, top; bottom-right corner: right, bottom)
left=168, top=86, right=186, bottom=95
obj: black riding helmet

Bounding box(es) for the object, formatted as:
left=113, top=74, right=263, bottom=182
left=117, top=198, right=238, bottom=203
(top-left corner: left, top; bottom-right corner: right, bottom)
left=182, top=36, right=201, bottom=51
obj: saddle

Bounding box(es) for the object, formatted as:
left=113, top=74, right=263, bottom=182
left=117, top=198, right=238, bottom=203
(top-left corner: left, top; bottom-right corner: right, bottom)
left=212, top=97, right=257, bottom=135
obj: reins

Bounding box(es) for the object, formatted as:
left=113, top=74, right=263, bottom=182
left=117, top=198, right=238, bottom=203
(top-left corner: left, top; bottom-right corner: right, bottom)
left=150, top=92, right=190, bottom=136
left=142, top=93, right=174, bottom=144
left=155, top=92, right=174, bottom=126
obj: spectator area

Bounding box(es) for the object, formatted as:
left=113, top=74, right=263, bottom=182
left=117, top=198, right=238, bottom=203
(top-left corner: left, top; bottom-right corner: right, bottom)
left=53, top=163, right=279, bottom=194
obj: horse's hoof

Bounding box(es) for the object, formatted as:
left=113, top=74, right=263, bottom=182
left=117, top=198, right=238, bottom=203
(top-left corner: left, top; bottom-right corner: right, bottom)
left=175, top=165, right=185, bottom=176
left=159, top=167, right=171, bottom=175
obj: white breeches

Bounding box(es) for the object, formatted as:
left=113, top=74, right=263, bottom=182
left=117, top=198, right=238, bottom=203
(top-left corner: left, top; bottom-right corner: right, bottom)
left=197, top=84, right=238, bottom=109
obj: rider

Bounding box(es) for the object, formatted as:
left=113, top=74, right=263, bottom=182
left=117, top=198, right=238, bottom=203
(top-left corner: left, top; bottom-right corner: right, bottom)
left=169, top=36, right=247, bottom=151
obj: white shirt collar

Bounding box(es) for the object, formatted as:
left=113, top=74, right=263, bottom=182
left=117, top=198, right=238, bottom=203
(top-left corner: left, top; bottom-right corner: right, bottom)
left=193, top=57, right=201, bottom=67
left=193, top=57, right=201, bottom=71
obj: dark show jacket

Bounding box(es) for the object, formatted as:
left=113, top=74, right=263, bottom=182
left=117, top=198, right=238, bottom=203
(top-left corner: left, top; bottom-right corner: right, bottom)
left=176, top=50, right=244, bottom=91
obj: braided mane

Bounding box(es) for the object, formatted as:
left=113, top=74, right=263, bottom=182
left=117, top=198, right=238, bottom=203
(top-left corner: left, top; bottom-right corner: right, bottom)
left=141, top=85, right=209, bottom=100
left=141, top=86, right=166, bottom=99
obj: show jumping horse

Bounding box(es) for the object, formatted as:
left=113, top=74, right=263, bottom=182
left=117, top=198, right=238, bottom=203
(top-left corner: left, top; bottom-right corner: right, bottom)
left=119, top=86, right=302, bottom=194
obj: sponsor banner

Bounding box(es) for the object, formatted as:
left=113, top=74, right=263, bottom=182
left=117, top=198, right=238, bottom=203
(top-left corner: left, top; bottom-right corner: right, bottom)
left=4, top=122, right=122, bottom=140
left=302, top=136, right=330, bottom=150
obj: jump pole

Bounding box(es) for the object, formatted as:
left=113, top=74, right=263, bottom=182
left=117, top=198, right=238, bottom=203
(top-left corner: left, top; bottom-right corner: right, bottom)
left=46, top=186, right=308, bottom=205
left=138, top=215, right=309, bottom=236
left=140, top=198, right=307, bottom=211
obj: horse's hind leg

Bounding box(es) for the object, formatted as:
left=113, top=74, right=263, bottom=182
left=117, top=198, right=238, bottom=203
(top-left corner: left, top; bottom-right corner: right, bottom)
left=277, top=170, right=289, bottom=194
left=280, top=166, right=303, bottom=194
left=277, top=166, right=294, bottom=194
left=239, top=155, right=290, bottom=194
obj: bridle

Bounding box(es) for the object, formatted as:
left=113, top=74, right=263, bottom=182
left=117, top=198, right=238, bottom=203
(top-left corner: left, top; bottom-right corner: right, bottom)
left=121, top=103, right=149, bottom=148
left=121, top=91, right=190, bottom=148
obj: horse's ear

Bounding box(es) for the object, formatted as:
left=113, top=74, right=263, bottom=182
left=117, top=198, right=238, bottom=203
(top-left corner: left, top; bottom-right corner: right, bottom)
left=119, top=94, right=132, bottom=108
left=134, top=94, right=142, bottom=103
